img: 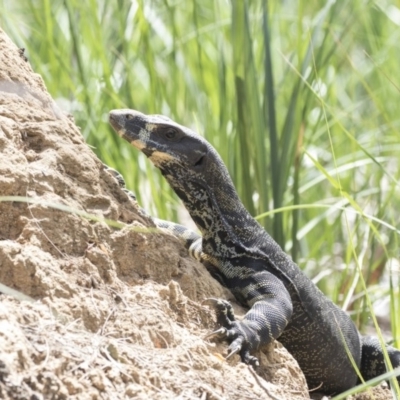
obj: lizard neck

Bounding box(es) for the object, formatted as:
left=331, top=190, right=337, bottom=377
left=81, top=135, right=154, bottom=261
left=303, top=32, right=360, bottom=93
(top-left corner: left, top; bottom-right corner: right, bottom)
left=160, top=151, right=264, bottom=255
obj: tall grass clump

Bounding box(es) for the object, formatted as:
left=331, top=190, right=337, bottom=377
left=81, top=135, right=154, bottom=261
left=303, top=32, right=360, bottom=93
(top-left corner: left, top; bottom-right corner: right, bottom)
left=1, top=0, right=400, bottom=395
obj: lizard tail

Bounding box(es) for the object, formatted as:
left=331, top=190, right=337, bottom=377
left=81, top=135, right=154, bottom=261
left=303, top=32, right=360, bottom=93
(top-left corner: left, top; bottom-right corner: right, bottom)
left=360, top=335, right=400, bottom=384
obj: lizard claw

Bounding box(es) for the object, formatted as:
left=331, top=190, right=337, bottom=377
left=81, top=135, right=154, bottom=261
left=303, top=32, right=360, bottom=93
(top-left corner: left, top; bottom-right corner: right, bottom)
left=228, top=338, right=259, bottom=367
left=226, top=337, right=243, bottom=359
left=226, top=338, right=260, bottom=367
left=202, top=298, right=228, bottom=308
left=242, top=351, right=260, bottom=367
left=201, top=298, right=219, bottom=305
left=204, top=327, right=226, bottom=339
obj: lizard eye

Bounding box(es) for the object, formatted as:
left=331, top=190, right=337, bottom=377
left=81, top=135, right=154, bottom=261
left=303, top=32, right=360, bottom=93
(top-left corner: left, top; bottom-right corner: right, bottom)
left=165, top=129, right=177, bottom=139
left=158, top=126, right=181, bottom=141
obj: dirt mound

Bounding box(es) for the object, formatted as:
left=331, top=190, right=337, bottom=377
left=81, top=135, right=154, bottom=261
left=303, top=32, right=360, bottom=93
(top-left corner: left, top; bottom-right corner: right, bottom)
left=0, top=28, right=391, bottom=400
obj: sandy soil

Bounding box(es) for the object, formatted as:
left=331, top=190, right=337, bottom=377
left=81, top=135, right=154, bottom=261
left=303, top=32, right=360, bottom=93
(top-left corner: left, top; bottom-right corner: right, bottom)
left=0, top=28, right=391, bottom=400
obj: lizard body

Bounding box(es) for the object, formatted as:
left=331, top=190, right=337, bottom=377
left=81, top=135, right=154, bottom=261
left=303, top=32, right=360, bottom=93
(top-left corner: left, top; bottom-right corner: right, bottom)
left=109, top=109, right=400, bottom=395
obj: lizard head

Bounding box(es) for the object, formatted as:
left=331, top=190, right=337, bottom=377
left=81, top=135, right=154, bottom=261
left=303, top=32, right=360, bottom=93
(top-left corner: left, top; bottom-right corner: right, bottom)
left=109, top=108, right=250, bottom=235
left=109, top=109, right=211, bottom=181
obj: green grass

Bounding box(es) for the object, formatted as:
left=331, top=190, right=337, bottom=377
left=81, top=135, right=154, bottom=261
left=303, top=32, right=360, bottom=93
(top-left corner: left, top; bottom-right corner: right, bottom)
left=1, top=0, right=400, bottom=396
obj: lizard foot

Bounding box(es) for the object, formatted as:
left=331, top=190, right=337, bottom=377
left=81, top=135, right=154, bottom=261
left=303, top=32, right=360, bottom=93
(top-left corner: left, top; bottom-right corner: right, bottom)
left=104, top=165, right=137, bottom=200
left=202, top=298, right=236, bottom=326
left=202, top=298, right=260, bottom=367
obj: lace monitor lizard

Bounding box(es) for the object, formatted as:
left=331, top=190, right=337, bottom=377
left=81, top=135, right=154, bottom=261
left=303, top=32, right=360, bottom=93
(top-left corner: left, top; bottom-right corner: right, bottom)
left=109, top=109, right=400, bottom=395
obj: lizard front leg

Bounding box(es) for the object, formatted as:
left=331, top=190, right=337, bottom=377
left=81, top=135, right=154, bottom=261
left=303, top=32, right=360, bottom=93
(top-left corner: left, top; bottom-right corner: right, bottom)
left=205, top=272, right=293, bottom=366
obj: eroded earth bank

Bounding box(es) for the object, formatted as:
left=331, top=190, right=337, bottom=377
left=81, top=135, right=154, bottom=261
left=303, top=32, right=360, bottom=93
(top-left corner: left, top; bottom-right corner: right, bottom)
left=0, top=28, right=390, bottom=400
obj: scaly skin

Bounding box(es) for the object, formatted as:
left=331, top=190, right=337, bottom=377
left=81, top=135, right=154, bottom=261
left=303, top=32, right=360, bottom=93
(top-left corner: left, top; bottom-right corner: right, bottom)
left=109, top=109, right=400, bottom=395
